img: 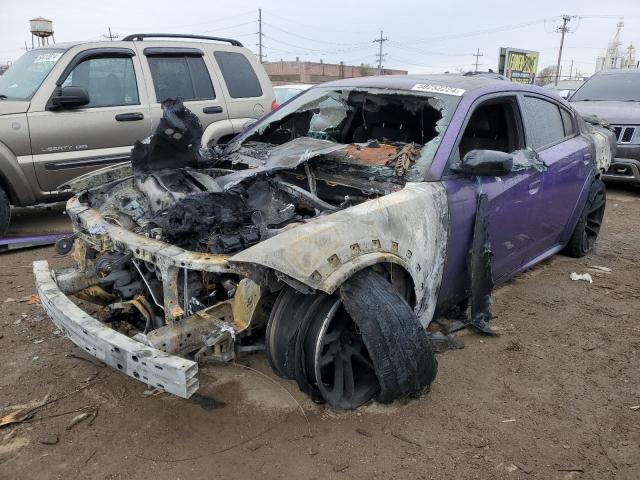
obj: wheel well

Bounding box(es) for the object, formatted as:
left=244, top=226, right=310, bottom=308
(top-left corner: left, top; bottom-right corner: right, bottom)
left=0, top=171, right=17, bottom=205
left=370, top=263, right=416, bottom=308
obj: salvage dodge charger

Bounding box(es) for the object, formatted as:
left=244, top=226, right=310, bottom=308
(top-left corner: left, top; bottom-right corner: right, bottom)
left=34, top=75, right=615, bottom=409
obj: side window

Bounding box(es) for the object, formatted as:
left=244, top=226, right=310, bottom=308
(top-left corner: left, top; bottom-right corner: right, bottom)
left=214, top=51, right=263, bottom=98
left=560, top=108, right=575, bottom=137
left=457, top=98, right=521, bottom=160
left=147, top=55, right=215, bottom=102
left=521, top=96, right=565, bottom=150
left=62, top=56, right=139, bottom=107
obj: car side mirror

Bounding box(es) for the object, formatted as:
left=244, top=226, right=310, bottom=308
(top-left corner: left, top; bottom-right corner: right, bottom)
left=50, top=86, right=90, bottom=109
left=453, top=150, right=513, bottom=177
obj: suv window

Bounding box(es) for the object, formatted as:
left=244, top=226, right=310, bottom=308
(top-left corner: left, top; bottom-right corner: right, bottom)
left=522, top=96, right=564, bottom=150
left=147, top=55, right=215, bottom=102
left=214, top=51, right=262, bottom=98
left=62, top=56, right=139, bottom=107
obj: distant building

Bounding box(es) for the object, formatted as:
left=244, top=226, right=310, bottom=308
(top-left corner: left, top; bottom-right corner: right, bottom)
left=595, top=20, right=638, bottom=71
left=263, top=59, right=407, bottom=85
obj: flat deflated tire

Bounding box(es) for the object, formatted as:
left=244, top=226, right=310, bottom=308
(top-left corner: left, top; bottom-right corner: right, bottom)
left=337, top=269, right=437, bottom=405
left=268, top=269, right=437, bottom=409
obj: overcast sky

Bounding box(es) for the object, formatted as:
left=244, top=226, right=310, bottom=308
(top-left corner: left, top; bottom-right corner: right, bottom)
left=2, top=0, right=639, bottom=76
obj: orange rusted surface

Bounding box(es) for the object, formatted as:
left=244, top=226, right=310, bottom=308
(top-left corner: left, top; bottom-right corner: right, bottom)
left=344, top=144, right=398, bottom=166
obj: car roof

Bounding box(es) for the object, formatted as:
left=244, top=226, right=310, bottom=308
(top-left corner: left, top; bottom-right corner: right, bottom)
left=320, top=74, right=509, bottom=95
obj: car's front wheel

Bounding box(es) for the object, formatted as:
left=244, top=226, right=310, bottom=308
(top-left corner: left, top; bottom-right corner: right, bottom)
left=266, top=269, right=437, bottom=409
left=564, top=178, right=606, bottom=257
left=0, top=186, right=11, bottom=237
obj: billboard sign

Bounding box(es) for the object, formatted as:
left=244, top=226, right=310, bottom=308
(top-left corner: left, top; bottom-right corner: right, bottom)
left=498, top=48, right=539, bottom=84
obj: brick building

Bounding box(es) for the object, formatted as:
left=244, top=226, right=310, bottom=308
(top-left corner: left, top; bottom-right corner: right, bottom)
left=263, top=59, right=407, bottom=85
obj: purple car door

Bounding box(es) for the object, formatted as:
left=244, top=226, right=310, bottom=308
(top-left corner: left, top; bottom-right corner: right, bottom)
left=438, top=94, right=545, bottom=310
left=518, top=95, right=592, bottom=262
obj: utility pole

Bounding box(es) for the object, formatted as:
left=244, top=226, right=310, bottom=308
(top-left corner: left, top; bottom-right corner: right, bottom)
left=472, top=48, right=483, bottom=73
left=373, top=30, right=388, bottom=74
left=257, top=8, right=264, bottom=63
left=568, top=59, right=574, bottom=80
left=554, top=15, right=573, bottom=86
left=103, top=27, right=119, bottom=41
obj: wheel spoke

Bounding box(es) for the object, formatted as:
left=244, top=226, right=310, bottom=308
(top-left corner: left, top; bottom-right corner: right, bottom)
left=585, top=224, right=600, bottom=236
left=331, top=355, right=344, bottom=398
left=319, top=343, right=338, bottom=366
left=320, top=327, right=343, bottom=347
left=342, top=357, right=355, bottom=399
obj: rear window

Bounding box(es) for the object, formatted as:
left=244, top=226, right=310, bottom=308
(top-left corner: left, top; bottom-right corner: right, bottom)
left=147, top=55, right=215, bottom=102
left=214, top=51, right=262, bottom=98
left=522, top=96, right=565, bottom=150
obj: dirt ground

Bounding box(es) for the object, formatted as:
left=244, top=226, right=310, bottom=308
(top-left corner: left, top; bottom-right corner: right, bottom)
left=0, top=186, right=638, bottom=480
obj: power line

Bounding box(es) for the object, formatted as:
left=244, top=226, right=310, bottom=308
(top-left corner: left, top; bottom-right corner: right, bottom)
left=373, top=30, right=388, bottom=74
left=263, top=21, right=370, bottom=47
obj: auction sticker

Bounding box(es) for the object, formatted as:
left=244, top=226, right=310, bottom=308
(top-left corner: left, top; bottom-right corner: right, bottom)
left=411, top=84, right=465, bottom=96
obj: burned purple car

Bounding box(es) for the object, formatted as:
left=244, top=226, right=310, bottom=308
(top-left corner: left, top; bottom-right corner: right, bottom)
left=34, top=75, right=615, bottom=409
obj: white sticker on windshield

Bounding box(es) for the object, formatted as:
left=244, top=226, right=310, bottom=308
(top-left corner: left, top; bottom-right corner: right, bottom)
left=33, top=52, right=63, bottom=64
left=411, top=84, right=465, bottom=96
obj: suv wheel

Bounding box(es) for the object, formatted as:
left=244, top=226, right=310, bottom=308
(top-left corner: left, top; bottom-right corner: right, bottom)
left=564, top=179, right=606, bottom=257
left=0, top=186, right=10, bottom=237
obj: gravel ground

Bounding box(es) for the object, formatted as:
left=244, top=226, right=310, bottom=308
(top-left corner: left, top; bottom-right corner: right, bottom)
left=0, top=185, right=638, bottom=480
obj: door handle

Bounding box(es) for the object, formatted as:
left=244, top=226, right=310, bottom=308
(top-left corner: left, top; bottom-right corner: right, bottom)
left=528, top=179, right=542, bottom=195
left=115, top=112, right=144, bottom=122
left=203, top=106, right=223, bottom=114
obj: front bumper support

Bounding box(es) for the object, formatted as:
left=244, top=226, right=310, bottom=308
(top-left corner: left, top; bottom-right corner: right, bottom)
left=34, top=261, right=198, bottom=398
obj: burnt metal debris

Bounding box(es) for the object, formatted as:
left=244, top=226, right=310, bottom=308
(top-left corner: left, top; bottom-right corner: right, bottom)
left=468, top=191, right=496, bottom=336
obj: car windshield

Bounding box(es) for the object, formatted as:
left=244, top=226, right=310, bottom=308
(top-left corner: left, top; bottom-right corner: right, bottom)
left=0, top=49, right=64, bottom=101
left=571, top=73, right=640, bottom=102
left=229, top=86, right=460, bottom=179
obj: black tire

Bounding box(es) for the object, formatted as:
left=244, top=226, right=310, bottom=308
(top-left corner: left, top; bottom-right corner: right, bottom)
left=265, top=288, right=315, bottom=379
left=0, top=186, right=10, bottom=237
left=337, top=269, right=437, bottom=404
left=564, top=179, right=606, bottom=258
left=267, top=269, right=437, bottom=409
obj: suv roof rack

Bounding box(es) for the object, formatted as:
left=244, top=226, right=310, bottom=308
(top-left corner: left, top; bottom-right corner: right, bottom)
left=122, top=33, right=243, bottom=47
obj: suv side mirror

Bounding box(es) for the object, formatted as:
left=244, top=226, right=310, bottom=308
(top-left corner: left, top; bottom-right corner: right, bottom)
left=453, top=150, right=513, bottom=177
left=50, top=86, right=90, bottom=109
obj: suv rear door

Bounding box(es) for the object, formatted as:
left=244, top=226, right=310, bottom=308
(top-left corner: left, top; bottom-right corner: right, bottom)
left=208, top=46, right=274, bottom=137
left=137, top=45, right=229, bottom=139
left=28, top=47, right=152, bottom=192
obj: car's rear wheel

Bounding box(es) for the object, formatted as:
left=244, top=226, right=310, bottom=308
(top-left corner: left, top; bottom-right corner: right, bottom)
left=564, top=179, right=606, bottom=257
left=266, top=269, right=437, bottom=409
left=0, top=186, right=11, bottom=237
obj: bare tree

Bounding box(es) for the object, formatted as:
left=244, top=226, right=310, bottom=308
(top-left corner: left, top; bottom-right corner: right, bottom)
left=536, top=65, right=557, bottom=86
